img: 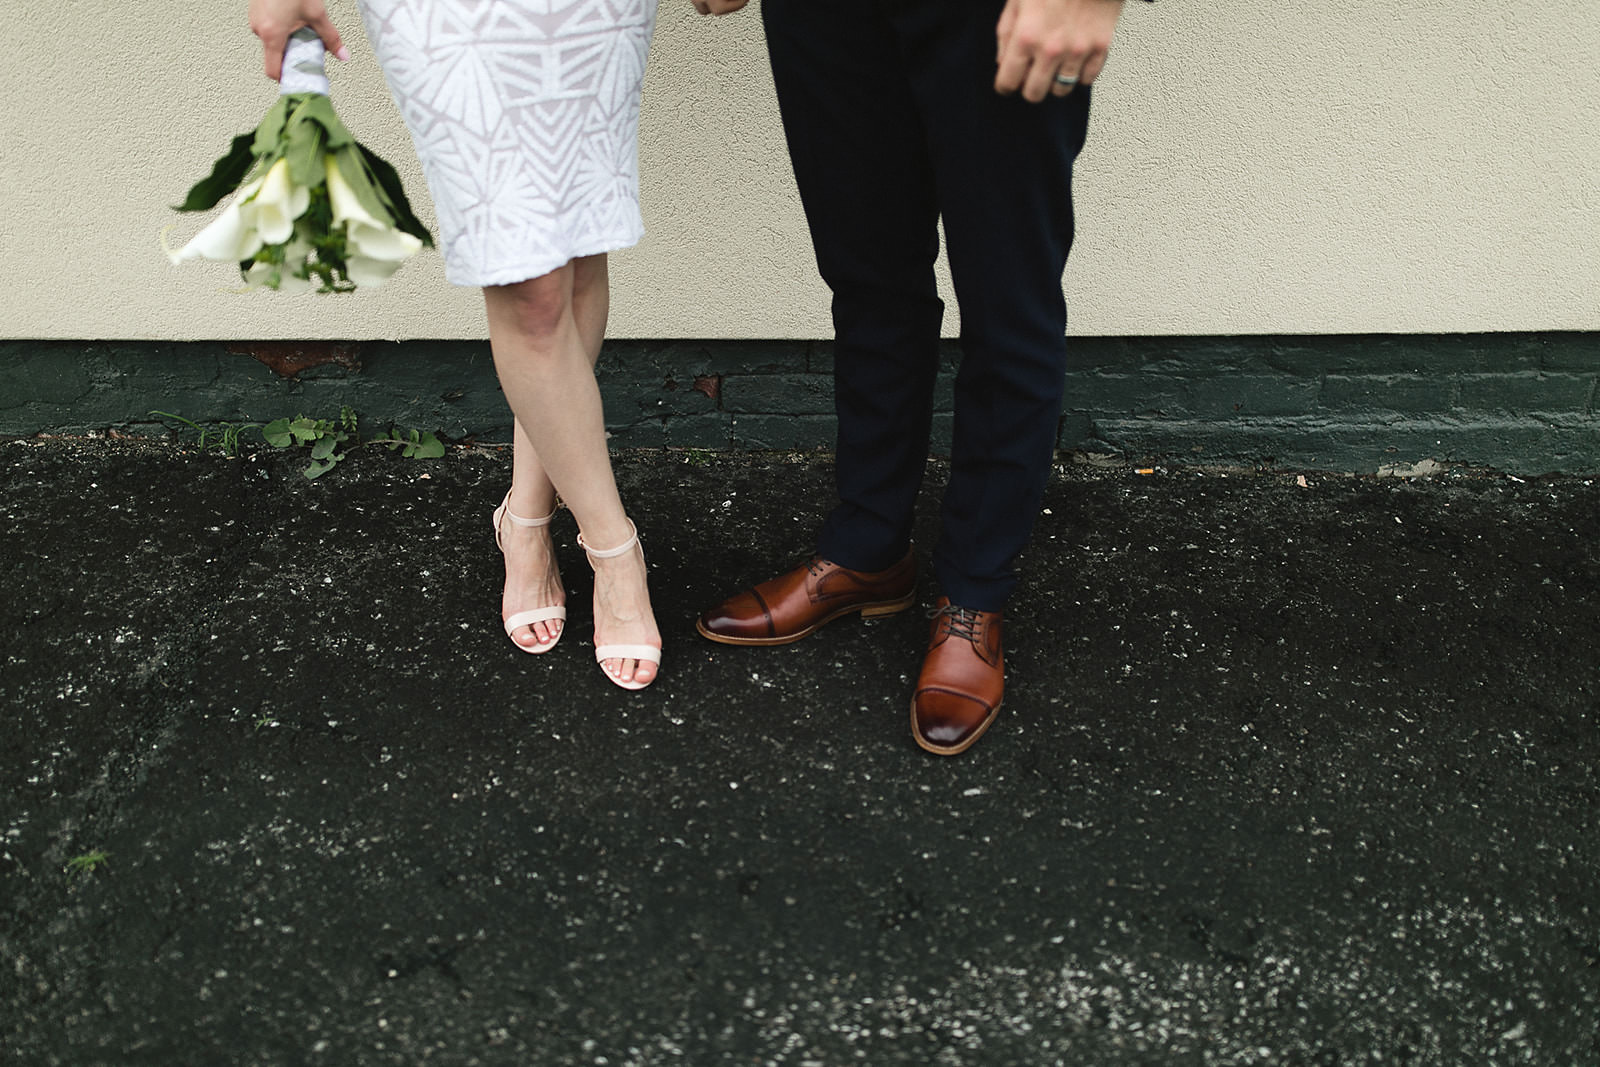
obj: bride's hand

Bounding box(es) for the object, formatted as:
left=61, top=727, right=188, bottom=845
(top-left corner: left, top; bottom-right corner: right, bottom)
left=248, top=0, right=349, bottom=81
left=691, top=0, right=750, bottom=15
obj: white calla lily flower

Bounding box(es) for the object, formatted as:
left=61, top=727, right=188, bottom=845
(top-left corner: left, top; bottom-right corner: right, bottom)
left=350, top=224, right=423, bottom=263
left=274, top=225, right=317, bottom=294
left=345, top=255, right=404, bottom=288
left=163, top=176, right=267, bottom=264
left=326, top=154, right=423, bottom=265
left=241, top=217, right=317, bottom=293
left=247, top=157, right=311, bottom=246
left=242, top=260, right=273, bottom=290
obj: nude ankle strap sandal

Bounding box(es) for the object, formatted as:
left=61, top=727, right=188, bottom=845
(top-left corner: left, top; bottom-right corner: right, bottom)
left=577, top=519, right=662, bottom=690
left=492, top=490, right=566, bottom=654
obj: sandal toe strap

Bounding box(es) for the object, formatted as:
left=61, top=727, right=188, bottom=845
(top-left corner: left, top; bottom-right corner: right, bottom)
left=594, top=643, right=661, bottom=665
left=503, top=607, right=567, bottom=636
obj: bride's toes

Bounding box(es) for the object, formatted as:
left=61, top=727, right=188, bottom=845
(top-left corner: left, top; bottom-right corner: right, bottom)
left=619, top=656, right=642, bottom=683
left=513, top=618, right=561, bottom=650
left=602, top=655, right=656, bottom=686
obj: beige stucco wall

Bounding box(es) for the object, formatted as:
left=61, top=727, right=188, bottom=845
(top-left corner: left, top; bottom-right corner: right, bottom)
left=3, top=1, right=1596, bottom=341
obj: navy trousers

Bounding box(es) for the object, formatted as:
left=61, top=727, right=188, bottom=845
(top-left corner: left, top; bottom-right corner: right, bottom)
left=763, top=0, right=1093, bottom=612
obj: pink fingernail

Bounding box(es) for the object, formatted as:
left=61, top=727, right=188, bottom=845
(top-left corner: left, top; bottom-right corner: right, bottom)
left=335, top=45, right=351, bottom=61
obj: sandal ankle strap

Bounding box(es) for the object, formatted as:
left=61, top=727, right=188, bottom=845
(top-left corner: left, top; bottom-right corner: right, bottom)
left=502, top=509, right=555, bottom=528
left=497, top=489, right=556, bottom=528
left=577, top=518, right=640, bottom=559
left=493, top=490, right=558, bottom=551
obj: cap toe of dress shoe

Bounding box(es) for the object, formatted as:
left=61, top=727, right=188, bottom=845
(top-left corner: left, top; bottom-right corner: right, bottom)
left=912, top=688, right=998, bottom=754
left=697, top=591, right=770, bottom=640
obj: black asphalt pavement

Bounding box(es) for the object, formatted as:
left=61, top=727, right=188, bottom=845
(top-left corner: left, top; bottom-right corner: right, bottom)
left=2, top=436, right=1597, bottom=1065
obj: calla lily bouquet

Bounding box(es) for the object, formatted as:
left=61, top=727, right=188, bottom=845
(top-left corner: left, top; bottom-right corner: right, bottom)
left=164, top=29, right=431, bottom=292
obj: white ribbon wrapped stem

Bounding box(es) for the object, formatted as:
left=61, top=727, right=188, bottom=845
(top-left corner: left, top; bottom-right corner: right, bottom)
left=280, top=28, right=330, bottom=96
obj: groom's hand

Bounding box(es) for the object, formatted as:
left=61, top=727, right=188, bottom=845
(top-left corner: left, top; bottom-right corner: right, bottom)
left=995, top=0, right=1125, bottom=103
left=691, top=0, right=750, bottom=14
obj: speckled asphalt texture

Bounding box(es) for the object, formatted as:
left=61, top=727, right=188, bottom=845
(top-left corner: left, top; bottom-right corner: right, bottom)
left=2, top=437, right=1597, bottom=1065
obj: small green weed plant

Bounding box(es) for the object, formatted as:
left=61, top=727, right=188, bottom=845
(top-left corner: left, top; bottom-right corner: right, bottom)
left=65, top=850, right=109, bottom=879
left=150, top=411, right=259, bottom=457
left=153, top=406, right=445, bottom=479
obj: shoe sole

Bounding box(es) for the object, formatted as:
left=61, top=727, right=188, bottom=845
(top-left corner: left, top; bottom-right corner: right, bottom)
left=695, top=591, right=916, bottom=646
left=910, top=698, right=1002, bottom=756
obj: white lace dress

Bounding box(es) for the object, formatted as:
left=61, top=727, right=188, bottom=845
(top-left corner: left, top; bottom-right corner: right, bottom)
left=356, top=0, right=658, bottom=287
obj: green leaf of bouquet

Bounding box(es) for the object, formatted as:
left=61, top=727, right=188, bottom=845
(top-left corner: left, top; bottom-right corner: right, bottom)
left=289, top=93, right=356, bottom=151
left=304, top=456, right=336, bottom=479
left=173, top=132, right=257, bottom=212
left=356, top=142, right=435, bottom=248
left=262, top=418, right=293, bottom=447
left=252, top=96, right=293, bottom=158
left=310, top=436, right=337, bottom=460
left=284, top=108, right=328, bottom=189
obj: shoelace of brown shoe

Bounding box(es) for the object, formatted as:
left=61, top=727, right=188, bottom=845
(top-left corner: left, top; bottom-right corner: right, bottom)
left=928, top=602, right=983, bottom=643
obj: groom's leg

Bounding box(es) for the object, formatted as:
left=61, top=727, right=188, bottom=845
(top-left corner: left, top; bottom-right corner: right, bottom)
left=763, top=0, right=944, bottom=573
left=893, top=0, right=1093, bottom=612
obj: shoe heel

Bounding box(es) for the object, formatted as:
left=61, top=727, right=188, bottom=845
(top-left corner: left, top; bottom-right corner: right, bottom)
left=861, top=594, right=915, bottom=618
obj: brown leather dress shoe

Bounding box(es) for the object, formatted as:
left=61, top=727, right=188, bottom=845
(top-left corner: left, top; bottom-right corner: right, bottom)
left=911, top=597, right=1004, bottom=755
left=696, top=550, right=916, bottom=645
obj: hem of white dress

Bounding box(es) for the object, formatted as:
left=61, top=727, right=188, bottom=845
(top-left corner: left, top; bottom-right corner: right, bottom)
left=443, top=228, right=646, bottom=289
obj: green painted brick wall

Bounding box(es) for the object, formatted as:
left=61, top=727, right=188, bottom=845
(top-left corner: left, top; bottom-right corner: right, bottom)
left=721, top=374, right=834, bottom=416
left=1, top=334, right=1594, bottom=473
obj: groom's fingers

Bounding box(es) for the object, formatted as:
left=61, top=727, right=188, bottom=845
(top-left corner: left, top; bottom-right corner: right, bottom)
left=995, top=0, right=1123, bottom=102
left=994, top=20, right=1034, bottom=97
left=1077, top=50, right=1108, bottom=87
left=995, top=0, right=1019, bottom=64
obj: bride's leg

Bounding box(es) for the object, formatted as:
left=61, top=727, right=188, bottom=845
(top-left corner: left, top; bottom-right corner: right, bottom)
left=501, top=255, right=612, bottom=651
left=499, top=419, right=564, bottom=652
left=487, top=260, right=659, bottom=685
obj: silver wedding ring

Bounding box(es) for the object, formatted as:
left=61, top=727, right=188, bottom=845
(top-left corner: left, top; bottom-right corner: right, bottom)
left=1054, top=73, right=1079, bottom=87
